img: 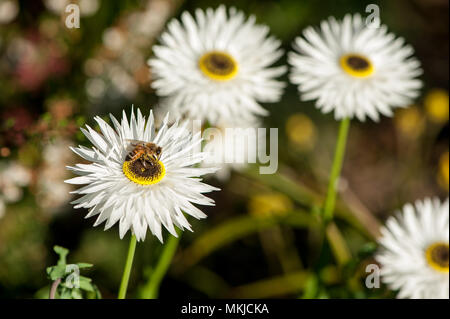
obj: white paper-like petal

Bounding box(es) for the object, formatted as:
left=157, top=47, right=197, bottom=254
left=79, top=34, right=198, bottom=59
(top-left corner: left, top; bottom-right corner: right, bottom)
left=375, top=198, right=449, bottom=299
left=67, top=108, right=218, bottom=242
left=148, top=5, right=286, bottom=125
left=289, top=14, right=422, bottom=122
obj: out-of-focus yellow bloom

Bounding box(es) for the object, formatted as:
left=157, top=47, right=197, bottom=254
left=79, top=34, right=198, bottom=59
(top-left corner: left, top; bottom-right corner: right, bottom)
left=320, top=265, right=340, bottom=285
left=438, top=151, right=449, bottom=192
left=394, top=106, right=426, bottom=139
left=425, top=89, right=449, bottom=124
left=248, top=193, right=293, bottom=218
left=285, top=113, right=317, bottom=151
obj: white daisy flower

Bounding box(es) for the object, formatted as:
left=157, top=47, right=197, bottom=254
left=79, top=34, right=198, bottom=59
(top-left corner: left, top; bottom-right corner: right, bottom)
left=288, top=14, right=423, bottom=121
left=376, top=197, right=449, bottom=299
left=148, top=5, right=286, bottom=125
left=65, top=108, right=219, bottom=242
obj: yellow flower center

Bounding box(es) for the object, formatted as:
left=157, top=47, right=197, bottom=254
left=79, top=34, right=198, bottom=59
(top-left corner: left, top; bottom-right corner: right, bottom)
left=199, top=51, right=238, bottom=81
left=425, top=242, right=449, bottom=273
left=122, top=159, right=165, bottom=185
left=339, top=53, right=374, bottom=78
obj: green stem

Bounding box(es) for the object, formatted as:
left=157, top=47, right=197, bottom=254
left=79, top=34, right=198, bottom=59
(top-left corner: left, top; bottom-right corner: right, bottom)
left=323, top=118, right=351, bottom=222
left=141, top=233, right=181, bottom=299
left=325, top=222, right=351, bottom=266
left=118, top=234, right=137, bottom=299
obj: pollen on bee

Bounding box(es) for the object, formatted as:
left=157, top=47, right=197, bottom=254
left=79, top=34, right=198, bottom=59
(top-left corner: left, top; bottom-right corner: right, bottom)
left=122, top=159, right=165, bottom=185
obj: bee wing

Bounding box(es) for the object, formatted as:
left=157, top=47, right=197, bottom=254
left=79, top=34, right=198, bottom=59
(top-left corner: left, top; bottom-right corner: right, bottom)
left=125, top=139, right=146, bottom=146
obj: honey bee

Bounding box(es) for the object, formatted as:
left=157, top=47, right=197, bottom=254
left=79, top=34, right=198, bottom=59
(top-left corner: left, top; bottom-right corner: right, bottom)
left=125, top=139, right=162, bottom=168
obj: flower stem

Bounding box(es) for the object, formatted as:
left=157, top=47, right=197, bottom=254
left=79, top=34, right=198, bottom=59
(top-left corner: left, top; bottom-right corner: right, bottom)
left=49, top=278, right=61, bottom=299
left=118, top=234, right=137, bottom=299
left=140, top=233, right=180, bottom=299
left=323, top=118, right=351, bottom=222
left=325, top=222, right=351, bottom=266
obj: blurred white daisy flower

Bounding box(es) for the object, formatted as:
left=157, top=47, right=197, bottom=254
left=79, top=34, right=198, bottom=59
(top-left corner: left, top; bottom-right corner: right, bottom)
left=288, top=14, right=422, bottom=121
left=202, top=118, right=262, bottom=181
left=0, top=0, right=19, bottom=25
left=66, top=108, right=218, bottom=242
left=0, top=161, right=32, bottom=204
left=376, top=197, right=449, bottom=299
left=0, top=162, right=32, bottom=188
left=37, top=139, right=74, bottom=214
left=148, top=5, right=286, bottom=124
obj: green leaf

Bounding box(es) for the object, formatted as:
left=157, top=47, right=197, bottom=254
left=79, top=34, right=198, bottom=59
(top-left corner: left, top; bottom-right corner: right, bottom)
left=78, top=276, right=94, bottom=292
left=47, top=265, right=67, bottom=281
left=71, top=289, right=83, bottom=299
left=46, top=245, right=100, bottom=299
left=59, top=287, right=72, bottom=299
left=85, top=285, right=102, bottom=299
left=79, top=280, right=95, bottom=292
left=76, top=263, right=93, bottom=269
left=53, top=246, right=69, bottom=265
left=79, top=275, right=92, bottom=282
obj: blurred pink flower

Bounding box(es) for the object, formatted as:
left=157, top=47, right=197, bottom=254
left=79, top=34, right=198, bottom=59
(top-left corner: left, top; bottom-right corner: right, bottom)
left=8, top=33, right=68, bottom=91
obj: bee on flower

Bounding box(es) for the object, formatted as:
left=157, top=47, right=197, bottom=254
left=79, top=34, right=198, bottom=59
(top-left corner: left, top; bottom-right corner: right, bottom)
left=66, top=108, right=219, bottom=242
